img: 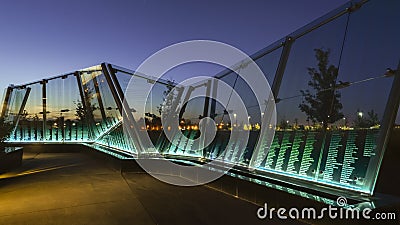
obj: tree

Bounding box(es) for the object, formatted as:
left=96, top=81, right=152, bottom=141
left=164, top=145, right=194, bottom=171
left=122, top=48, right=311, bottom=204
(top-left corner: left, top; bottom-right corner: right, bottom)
left=144, top=112, right=161, bottom=127
left=299, top=48, right=344, bottom=130
left=153, top=80, right=179, bottom=151
left=279, top=119, right=290, bottom=130
left=354, top=109, right=379, bottom=128
left=156, top=80, right=181, bottom=129
left=367, top=110, right=379, bottom=127
left=74, top=88, right=98, bottom=139
left=157, top=80, right=177, bottom=118
left=142, top=80, right=178, bottom=128
left=74, top=88, right=97, bottom=123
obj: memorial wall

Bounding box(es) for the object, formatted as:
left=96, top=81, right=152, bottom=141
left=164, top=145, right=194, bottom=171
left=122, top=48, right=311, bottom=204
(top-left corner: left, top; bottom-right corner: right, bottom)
left=1, top=0, right=399, bottom=196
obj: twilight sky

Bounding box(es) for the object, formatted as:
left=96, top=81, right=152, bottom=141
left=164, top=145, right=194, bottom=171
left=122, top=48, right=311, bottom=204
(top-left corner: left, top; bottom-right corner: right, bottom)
left=0, top=0, right=350, bottom=102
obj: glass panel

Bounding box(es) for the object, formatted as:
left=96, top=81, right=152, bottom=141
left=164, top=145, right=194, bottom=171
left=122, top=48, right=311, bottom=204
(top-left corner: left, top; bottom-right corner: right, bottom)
left=220, top=73, right=261, bottom=165
left=257, top=12, right=357, bottom=189
left=252, top=0, right=400, bottom=194
left=114, top=69, right=172, bottom=153
left=45, top=75, right=83, bottom=142
left=396, top=105, right=400, bottom=126
left=254, top=46, right=283, bottom=84
left=80, top=66, right=115, bottom=140
left=97, top=73, right=121, bottom=129
left=166, top=79, right=208, bottom=157
left=207, top=47, right=283, bottom=165
left=116, top=68, right=217, bottom=156
left=45, top=78, right=63, bottom=141
left=206, top=72, right=236, bottom=160
left=275, top=17, right=347, bottom=128
left=338, top=0, right=400, bottom=193
left=116, top=70, right=154, bottom=118
left=8, top=87, right=28, bottom=141
left=95, top=123, right=136, bottom=153
left=21, top=83, right=43, bottom=141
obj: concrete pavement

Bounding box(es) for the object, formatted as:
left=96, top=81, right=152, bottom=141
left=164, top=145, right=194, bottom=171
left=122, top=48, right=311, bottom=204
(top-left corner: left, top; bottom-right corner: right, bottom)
left=0, top=152, right=305, bottom=225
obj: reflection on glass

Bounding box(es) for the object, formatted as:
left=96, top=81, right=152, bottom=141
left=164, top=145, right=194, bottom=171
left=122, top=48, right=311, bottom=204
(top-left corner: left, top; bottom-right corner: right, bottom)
left=80, top=65, right=122, bottom=141
left=114, top=69, right=176, bottom=153
left=45, top=75, right=84, bottom=141
left=19, top=84, right=42, bottom=141
left=253, top=0, right=399, bottom=194
left=337, top=0, right=400, bottom=193
left=255, top=10, right=351, bottom=188
left=254, top=47, right=283, bottom=84
left=8, top=87, right=28, bottom=141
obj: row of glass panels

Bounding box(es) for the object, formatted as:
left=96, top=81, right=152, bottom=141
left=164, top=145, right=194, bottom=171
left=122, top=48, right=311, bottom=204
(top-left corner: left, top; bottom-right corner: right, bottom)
left=4, top=66, right=121, bottom=143
left=139, top=0, right=399, bottom=195
left=2, top=0, right=399, bottom=196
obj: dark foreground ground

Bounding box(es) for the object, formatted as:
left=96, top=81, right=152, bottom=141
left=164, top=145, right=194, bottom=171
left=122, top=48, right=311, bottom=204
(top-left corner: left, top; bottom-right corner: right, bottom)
left=0, top=151, right=308, bottom=225
left=1, top=148, right=399, bottom=225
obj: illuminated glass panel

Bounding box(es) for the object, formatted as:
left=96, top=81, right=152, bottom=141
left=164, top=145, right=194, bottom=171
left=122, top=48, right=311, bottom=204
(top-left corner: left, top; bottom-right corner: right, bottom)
left=7, top=87, right=28, bottom=141
left=250, top=0, right=399, bottom=194
left=115, top=69, right=183, bottom=154
left=254, top=9, right=349, bottom=190
left=45, top=75, right=83, bottom=142
left=209, top=46, right=283, bottom=164
left=80, top=66, right=122, bottom=140
left=337, top=0, right=400, bottom=193
left=20, top=83, right=43, bottom=141
left=95, top=123, right=136, bottom=153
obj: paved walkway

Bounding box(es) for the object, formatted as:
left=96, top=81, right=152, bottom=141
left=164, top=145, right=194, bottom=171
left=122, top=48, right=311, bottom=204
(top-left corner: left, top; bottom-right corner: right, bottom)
left=0, top=152, right=305, bottom=225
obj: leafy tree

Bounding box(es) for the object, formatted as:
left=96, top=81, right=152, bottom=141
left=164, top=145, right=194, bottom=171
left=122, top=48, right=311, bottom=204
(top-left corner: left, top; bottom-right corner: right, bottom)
left=75, top=102, right=85, bottom=121
left=74, top=88, right=98, bottom=140
left=299, top=48, right=344, bottom=130
left=157, top=80, right=177, bottom=118
left=279, top=119, right=289, bottom=130
left=74, top=88, right=97, bottom=123
left=367, top=110, right=380, bottom=127
left=144, top=112, right=161, bottom=127
left=354, top=109, right=379, bottom=128
left=153, top=80, right=179, bottom=150
left=142, top=80, right=178, bottom=128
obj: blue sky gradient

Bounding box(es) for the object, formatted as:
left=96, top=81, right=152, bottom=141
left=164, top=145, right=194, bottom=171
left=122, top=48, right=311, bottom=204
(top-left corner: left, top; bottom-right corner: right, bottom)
left=0, top=0, right=349, bottom=101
